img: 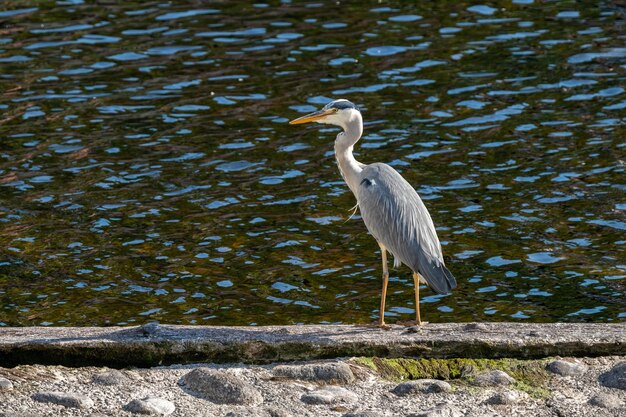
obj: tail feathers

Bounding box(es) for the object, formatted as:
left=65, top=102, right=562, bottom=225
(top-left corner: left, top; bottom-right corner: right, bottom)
left=415, top=252, right=457, bottom=295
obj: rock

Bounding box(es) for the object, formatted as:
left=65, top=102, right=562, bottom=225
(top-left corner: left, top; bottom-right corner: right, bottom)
left=0, top=413, right=40, bottom=417
left=407, top=404, right=463, bottom=417
left=472, top=370, right=515, bottom=387
left=343, top=411, right=385, bottom=417
left=124, top=396, right=175, bottom=415
left=32, top=391, right=94, bottom=408
left=225, top=409, right=292, bottom=417
left=141, top=322, right=161, bottom=336
left=301, top=386, right=358, bottom=405
left=588, top=393, right=624, bottom=409
left=273, top=362, right=355, bottom=384
left=266, top=407, right=292, bottom=417
left=92, top=369, right=129, bottom=385
left=599, top=361, right=626, bottom=390
left=0, top=377, right=13, bottom=390
left=486, top=390, right=521, bottom=405
left=465, top=323, right=488, bottom=331
left=180, top=368, right=262, bottom=405
left=392, top=379, right=452, bottom=396
left=547, top=360, right=587, bottom=377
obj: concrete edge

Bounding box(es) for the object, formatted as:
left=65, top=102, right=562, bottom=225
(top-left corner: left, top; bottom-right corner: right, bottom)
left=1, top=322, right=624, bottom=368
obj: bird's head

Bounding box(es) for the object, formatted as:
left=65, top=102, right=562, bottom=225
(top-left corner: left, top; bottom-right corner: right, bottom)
left=289, top=99, right=360, bottom=130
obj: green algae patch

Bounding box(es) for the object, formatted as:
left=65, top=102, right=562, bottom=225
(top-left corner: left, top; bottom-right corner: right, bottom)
left=351, top=357, right=551, bottom=398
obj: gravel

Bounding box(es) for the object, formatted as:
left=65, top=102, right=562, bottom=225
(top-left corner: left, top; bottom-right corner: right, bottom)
left=1, top=355, right=625, bottom=416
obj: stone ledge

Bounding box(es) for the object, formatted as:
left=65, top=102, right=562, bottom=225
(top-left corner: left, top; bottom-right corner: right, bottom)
left=0, top=323, right=624, bottom=368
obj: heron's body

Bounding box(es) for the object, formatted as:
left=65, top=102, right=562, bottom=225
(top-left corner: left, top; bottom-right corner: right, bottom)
left=290, top=99, right=456, bottom=326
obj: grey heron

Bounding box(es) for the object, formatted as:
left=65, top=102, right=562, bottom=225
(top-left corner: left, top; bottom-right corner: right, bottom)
left=290, top=99, right=457, bottom=327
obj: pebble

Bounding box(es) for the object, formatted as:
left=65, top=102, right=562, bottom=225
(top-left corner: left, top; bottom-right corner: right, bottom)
left=547, top=360, right=587, bottom=377
left=407, top=404, right=463, bottom=417
left=0, top=377, right=13, bottom=390
left=588, top=392, right=624, bottom=409
left=598, top=361, right=626, bottom=390
left=273, top=362, right=355, bottom=384
left=225, top=408, right=291, bottom=417
left=465, top=323, right=488, bottom=331
left=141, top=322, right=161, bottom=336
left=472, top=370, right=515, bottom=387
left=0, top=413, right=39, bottom=417
left=124, top=396, right=175, bottom=415
left=392, top=379, right=452, bottom=396
left=343, top=411, right=385, bottom=417
left=181, top=368, right=263, bottom=405
left=301, top=386, right=358, bottom=405
left=32, top=391, right=94, bottom=409
left=486, top=390, right=521, bottom=405
left=92, top=369, right=129, bottom=385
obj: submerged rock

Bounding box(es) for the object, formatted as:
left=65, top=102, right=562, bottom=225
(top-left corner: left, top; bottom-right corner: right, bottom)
left=32, top=391, right=94, bottom=409
left=547, top=360, right=587, bottom=377
left=180, top=368, right=262, bottom=405
left=124, top=396, right=175, bottom=415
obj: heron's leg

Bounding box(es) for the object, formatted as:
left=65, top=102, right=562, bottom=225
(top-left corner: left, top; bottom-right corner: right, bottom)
left=379, top=243, right=389, bottom=327
left=412, top=272, right=422, bottom=326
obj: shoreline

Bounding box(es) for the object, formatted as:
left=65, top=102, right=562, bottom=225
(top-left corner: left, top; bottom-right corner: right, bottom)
left=1, top=322, right=624, bottom=368
left=0, top=323, right=625, bottom=416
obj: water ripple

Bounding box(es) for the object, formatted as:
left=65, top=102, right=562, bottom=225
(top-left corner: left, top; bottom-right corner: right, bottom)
left=0, top=0, right=623, bottom=326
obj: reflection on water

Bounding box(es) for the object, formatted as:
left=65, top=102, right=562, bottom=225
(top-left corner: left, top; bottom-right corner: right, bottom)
left=0, top=1, right=624, bottom=326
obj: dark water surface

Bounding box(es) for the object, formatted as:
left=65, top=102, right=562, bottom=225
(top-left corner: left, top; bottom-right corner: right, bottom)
left=1, top=1, right=624, bottom=326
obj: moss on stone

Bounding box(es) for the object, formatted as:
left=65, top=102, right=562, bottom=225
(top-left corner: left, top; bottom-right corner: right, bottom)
left=351, top=357, right=551, bottom=398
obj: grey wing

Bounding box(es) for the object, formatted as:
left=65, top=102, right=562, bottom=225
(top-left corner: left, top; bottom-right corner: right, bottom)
left=356, top=163, right=457, bottom=294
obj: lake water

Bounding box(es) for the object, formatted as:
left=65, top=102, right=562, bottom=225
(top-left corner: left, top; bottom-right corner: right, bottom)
left=0, top=1, right=624, bottom=326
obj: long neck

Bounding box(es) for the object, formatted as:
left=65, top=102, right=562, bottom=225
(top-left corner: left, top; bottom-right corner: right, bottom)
left=334, top=112, right=364, bottom=198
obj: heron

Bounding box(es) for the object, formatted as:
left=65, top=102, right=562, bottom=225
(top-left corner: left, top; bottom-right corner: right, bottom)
left=289, top=99, right=457, bottom=327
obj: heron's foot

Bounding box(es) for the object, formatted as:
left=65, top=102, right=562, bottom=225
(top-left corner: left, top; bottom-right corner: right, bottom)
left=364, top=321, right=392, bottom=330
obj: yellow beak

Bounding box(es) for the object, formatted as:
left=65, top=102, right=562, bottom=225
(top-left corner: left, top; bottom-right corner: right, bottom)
left=289, top=108, right=334, bottom=125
